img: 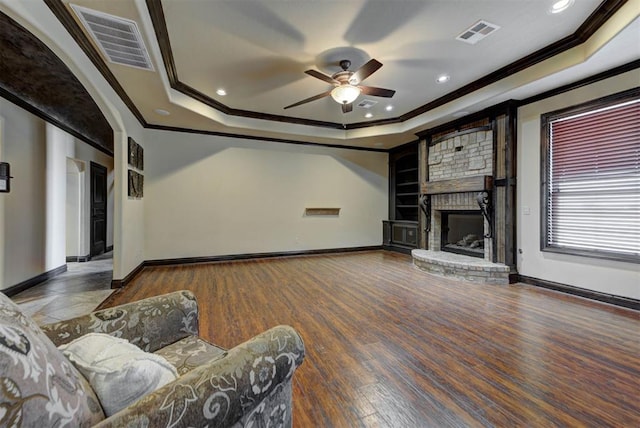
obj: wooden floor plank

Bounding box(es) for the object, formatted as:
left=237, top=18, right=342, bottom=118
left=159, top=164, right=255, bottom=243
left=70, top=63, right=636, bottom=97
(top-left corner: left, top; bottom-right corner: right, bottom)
left=103, top=251, right=640, bottom=427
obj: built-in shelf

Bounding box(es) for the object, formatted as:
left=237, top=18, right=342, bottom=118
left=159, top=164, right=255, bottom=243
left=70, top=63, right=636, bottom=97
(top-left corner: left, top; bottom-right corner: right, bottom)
left=397, top=167, right=419, bottom=173
left=394, top=150, right=419, bottom=222
left=385, top=145, right=419, bottom=252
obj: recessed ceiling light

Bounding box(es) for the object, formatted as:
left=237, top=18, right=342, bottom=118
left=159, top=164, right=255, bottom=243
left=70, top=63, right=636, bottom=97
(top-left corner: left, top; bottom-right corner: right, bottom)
left=385, top=105, right=394, bottom=112
left=373, top=142, right=384, bottom=147
left=365, top=112, right=373, bottom=118
left=550, top=0, right=574, bottom=14
left=452, top=111, right=470, bottom=118
left=436, top=74, right=450, bottom=84
left=216, top=88, right=227, bottom=96
left=154, top=108, right=170, bottom=116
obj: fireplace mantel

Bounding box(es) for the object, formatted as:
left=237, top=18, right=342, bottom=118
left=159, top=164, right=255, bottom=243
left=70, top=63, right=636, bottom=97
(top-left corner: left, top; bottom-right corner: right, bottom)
left=420, top=175, right=493, bottom=195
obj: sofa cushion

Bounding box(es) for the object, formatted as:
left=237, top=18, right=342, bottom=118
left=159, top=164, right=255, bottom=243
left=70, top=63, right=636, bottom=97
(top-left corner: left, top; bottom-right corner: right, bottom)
left=59, top=333, right=178, bottom=416
left=0, top=292, right=105, bottom=427
left=154, top=335, right=226, bottom=375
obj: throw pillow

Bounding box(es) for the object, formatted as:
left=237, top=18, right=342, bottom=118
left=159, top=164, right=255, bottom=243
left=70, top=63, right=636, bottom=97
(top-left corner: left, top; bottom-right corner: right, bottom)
left=59, top=333, right=178, bottom=416
left=0, top=293, right=105, bottom=427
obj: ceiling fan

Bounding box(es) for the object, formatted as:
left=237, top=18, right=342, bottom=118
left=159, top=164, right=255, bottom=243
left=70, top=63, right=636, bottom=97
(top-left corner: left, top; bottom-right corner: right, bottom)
left=284, top=59, right=396, bottom=113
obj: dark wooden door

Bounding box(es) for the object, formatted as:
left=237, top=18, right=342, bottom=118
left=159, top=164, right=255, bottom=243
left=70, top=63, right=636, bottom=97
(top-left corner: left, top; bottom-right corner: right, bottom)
left=90, top=162, right=107, bottom=257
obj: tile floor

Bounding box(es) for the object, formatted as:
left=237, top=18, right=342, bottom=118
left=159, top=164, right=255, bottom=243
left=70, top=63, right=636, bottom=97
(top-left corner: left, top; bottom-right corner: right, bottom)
left=11, top=252, right=115, bottom=325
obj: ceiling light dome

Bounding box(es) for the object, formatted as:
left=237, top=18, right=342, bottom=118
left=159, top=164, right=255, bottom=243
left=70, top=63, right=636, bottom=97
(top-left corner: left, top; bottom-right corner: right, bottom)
left=436, top=74, right=450, bottom=84
left=331, top=84, right=361, bottom=105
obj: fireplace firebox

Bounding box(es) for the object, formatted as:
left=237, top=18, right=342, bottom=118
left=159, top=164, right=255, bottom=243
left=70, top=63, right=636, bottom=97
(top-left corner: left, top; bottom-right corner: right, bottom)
left=441, top=211, right=484, bottom=258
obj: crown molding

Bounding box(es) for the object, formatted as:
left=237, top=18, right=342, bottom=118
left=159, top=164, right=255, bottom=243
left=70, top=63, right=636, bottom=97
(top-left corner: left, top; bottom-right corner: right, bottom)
left=45, top=0, right=629, bottom=135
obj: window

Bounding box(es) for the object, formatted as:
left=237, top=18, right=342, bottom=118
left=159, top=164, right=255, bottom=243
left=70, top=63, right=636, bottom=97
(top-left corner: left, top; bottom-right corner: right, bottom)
left=541, top=88, right=639, bottom=263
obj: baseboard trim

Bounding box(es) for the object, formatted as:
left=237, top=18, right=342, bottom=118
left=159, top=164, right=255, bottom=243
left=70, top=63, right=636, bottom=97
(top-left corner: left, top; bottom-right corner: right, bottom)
left=517, top=275, right=639, bottom=311
left=145, top=246, right=383, bottom=267
left=2, top=265, right=68, bottom=297
left=66, top=255, right=90, bottom=263
left=382, top=245, right=414, bottom=255
left=106, top=245, right=113, bottom=253
left=111, top=246, right=382, bottom=289
left=111, top=261, right=145, bottom=289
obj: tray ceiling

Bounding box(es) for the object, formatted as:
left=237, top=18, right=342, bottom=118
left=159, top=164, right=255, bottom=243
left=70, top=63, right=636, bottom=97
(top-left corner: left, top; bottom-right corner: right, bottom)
left=6, top=0, right=640, bottom=149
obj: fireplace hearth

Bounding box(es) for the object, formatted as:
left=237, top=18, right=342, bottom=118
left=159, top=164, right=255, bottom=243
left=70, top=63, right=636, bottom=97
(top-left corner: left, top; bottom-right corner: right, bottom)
left=441, top=211, right=485, bottom=258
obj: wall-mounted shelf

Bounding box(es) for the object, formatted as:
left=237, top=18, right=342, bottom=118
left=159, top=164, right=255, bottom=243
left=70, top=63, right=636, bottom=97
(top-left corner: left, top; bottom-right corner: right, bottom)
left=305, top=208, right=340, bottom=216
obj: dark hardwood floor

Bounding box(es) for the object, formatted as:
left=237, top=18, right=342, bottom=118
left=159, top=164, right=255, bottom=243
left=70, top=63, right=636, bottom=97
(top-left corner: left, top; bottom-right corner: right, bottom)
left=101, top=250, right=640, bottom=427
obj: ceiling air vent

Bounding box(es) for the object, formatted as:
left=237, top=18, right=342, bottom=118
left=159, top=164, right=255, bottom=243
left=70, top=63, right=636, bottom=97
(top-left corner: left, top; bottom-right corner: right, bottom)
left=357, top=99, right=378, bottom=109
left=456, top=20, right=500, bottom=45
left=70, top=4, right=154, bottom=71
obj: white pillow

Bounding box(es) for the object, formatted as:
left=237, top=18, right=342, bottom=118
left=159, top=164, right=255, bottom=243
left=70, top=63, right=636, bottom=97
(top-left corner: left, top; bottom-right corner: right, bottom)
left=59, top=333, right=178, bottom=416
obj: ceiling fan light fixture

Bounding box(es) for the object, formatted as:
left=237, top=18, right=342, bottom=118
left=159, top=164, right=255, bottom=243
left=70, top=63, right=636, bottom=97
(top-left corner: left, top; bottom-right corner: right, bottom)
left=550, top=0, right=574, bottom=13
left=331, top=85, right=361, bottom=105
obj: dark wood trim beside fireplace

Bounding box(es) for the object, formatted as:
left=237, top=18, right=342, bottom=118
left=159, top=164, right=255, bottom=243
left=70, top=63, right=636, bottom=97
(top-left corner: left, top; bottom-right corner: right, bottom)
left=518, top=275, right=639, bottom=311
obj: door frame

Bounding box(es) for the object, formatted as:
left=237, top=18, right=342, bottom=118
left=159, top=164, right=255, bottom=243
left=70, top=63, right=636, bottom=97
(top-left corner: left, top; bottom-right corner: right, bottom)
left=90, top=161, right=107, bottom=258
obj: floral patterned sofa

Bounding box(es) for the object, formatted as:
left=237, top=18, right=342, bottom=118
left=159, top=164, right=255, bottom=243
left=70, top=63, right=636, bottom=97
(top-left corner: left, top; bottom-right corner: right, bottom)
left=0, top=290, right=305, bottom=427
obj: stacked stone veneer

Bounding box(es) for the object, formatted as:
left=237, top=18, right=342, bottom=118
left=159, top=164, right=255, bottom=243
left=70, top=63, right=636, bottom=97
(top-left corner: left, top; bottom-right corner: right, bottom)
left=426, top=129, right=494, bottom=261
left=428, top=130, right=493, bottom=181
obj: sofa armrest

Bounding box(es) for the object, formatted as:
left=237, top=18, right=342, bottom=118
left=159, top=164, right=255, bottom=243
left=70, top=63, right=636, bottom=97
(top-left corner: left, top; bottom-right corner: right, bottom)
left=94, top=325, right=305, bottom=428
left=40, top=290, right=199, bottom=352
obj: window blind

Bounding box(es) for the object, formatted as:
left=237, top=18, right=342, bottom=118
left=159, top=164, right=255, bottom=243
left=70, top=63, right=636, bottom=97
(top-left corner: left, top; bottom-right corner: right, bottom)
left=546, top=98, right=640, bottom=259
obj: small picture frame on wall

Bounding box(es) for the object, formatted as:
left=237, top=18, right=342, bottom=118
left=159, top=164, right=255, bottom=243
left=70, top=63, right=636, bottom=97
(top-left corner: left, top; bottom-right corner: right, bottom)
left=128, top=137, right=138, bottom=168
left=128, top=137, right=144, bottom=171
left=128, top=170, right=144, bottom=198
left=128, top=136, right=144, bottom=199
left=136, top=143, right=144, bottom=171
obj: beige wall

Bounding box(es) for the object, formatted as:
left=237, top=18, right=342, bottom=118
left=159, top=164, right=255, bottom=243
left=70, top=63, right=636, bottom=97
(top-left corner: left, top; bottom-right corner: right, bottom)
left=0, top=99, right=47, bottom=288
left=143, top=130, right=388, bottom=260
left=517, top=69, right=640, bottom=300
left=0, top=99, right=114, bottom=290
left=0, top=0, right=148, bottom=283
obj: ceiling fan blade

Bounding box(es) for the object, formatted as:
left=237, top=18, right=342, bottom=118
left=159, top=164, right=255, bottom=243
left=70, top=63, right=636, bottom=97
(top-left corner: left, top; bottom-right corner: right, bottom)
left=351, top=59, right=382, bottom=84
left=284, top=90, right=332, bottom=109
left=342, top=103, right=353, bottom=114
left=359, top=86, right=395, bottom=98
left=305, top=69, right=338, bottom=84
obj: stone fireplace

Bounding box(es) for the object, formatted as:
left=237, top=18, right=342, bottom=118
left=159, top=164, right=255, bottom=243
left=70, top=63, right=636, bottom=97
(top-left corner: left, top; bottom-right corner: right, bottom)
left=412, top=123, right=515, bottom=285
